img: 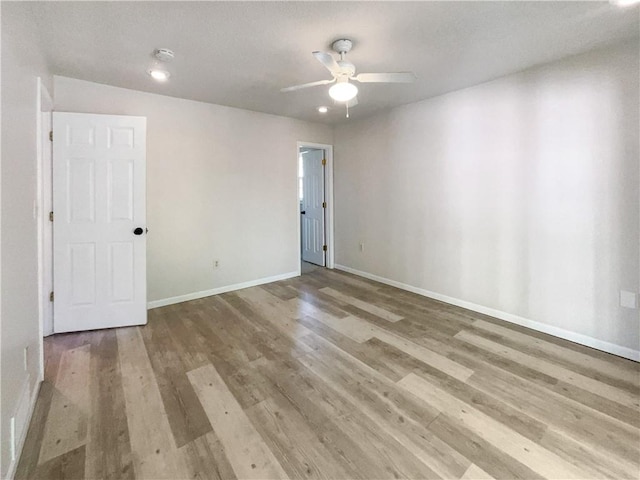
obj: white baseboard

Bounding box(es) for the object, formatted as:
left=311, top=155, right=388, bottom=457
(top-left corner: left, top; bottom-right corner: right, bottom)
left=5, top=376, right=42, bottom=480
left=334, top=264, right=640, bottom=362
left=147, top=271, right=299, bottom=309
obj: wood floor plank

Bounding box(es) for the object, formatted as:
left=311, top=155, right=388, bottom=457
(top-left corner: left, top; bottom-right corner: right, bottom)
left=297, top=337, right=470, bottom=479
left=317, top=278, right=471, bottom=337
left=140, top=312, right=213, bottom=448
left=467, top=368, right=640, bottom=466
left=298, top=316, right=415, bottom=382
left=538, top=427, right=639, bottom=479
left=460, top=463, right=495, bottom=480
left=398, top=372, right=592, bottom=479
left=14, top=381, right=54, bottom=479
left=319, top=286, right=404, bottom=322
left=291, top=297, right=474, bottom=382
left=260, top=281, right=299, bottom=301
left=43, top=339, right=65, bottom=385
left=252, top=356, right=421, bottom=479
left=178, top=431, right=237, bottom=480
left=289, top=284, right=353, bottom=319
left=178, top=308, right=282, bottom=410
left=428, top=415, right=543, bottom=480
left=116, top=327, right=188, bottom=479
left=246, top=394, right=354, bottom=480
left=84, top=330, right=135, bottom=480
left=314, top=268, right=382, bottom=293
left=290, top=297, right=377, bottom=342
left=187, top=302, right=267, bottom=368
left=470, top=319, right=640, bottom=387
left=153, top=306, right=210, bottom=372
left=455, top=330, right=640, bottom=409
left=38, top=344, right=91, bottom=464
left=407, top=367, right=548, bottom=443
left=219, top=292, right=313, bottom=360
left=442, top=335, right=640, bottom=429
left=374, top=327, right=474, bottom=382
left=187, top=363, right=289, bottom=480
left=235, top=287, right=316, bottom=344
left=35, top=444, right=86, bottom=480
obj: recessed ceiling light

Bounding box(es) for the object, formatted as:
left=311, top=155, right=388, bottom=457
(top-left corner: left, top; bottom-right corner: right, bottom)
left=610, top=0, right=640, bottom=6
left=148, top=69, right=170, bottom=81
left=317, top=106, right=328, bottom=113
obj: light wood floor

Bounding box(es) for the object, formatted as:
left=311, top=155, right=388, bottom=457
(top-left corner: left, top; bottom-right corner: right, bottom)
left=16, top=268, right=640, bottom=479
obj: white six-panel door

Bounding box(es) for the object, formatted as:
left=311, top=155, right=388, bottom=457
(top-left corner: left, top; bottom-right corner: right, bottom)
left=53, top=112, right=147, bottom=333
left=301, top=149, right=325, bottom=266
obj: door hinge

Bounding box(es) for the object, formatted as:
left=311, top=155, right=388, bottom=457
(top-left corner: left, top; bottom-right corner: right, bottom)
left=322, top=202, right=326, bottom=208
left=322, top=158, right=326, bottom=166
left=49, top=291, right=54, bottom=302
left=49, top=211, right=54, bottom=222
left=49, top=130, right=53, bottom=142
left=323, top=245, right=327, bottom=252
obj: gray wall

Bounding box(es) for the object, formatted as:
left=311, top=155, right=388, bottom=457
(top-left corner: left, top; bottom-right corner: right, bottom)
left=1, top=4, right=52, bottom=476
left=334, top=40, right=639, bottom=356
left=54, top=77, right=333, bottom=305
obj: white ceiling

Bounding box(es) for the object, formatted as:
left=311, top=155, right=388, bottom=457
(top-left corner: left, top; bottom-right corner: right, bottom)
left=13, top=1, right=640, bottom=124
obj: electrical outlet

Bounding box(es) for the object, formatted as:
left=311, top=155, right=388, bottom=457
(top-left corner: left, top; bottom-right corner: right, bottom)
left=213, top=260, right=220, bottom=269
left=620, top=290, right=638, bottom=309
left=23, top=346, right=28, bottom=371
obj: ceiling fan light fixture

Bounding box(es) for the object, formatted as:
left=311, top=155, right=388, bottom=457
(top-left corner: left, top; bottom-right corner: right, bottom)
left=147, top=48, right=174, bottom=82
left=329, top=81, right=358, bottom=102
left=148, top=68, right=171, bottom=81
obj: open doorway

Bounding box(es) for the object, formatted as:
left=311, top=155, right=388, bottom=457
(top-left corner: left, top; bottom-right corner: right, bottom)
left=297, top=142, right=334, bottom=274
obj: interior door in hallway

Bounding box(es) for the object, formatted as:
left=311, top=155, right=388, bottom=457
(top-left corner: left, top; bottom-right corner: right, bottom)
left=53, top=112, right=147, bottom=333
left=301, top=148, right=325, bottom=266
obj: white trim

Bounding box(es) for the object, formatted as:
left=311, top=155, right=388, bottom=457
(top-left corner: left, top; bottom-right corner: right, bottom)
left=297, top=141, right=334, bottom=270
left=147, top=271, right=299, bottom=309
left=335, top=264, right=640, bottom=362
left=36, top=78, right=53, bottom=385
left=5, top=377, right=42, bottom=480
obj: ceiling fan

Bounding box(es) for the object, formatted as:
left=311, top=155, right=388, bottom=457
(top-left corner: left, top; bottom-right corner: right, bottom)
left=281, top=39, right=416, bottom=111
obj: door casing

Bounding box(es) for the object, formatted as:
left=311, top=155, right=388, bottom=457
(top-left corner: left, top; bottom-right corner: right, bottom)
left=297, top=141, right=334, bottom=273
left=37, top=77, right=53, bottom=378
left=301, top=148, right=326, bottom=266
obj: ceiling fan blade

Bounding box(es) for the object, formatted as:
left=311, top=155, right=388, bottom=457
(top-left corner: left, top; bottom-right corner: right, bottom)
left=313, top=51, right=341, bottom=76
left=280, top=78, right=335, bottom=93
left=353, top=72, right=417, bottom=83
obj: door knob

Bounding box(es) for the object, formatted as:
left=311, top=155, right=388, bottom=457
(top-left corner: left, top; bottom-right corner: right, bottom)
left=133, top=227, right=144, bottom=235
left=300, top=211, right=306, bottom=215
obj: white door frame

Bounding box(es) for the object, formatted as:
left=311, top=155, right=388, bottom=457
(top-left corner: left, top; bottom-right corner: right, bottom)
left=36, top=77, right=53, bottom=378
left=296, top=141, right=334, bottom=274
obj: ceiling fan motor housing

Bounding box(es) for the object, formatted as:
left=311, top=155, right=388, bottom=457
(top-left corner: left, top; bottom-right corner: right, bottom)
left=154, top=48, right=175, bottom=62
left=332, top=39, right=353, bottom=54
left=337, top=60, right=356, bottom=77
